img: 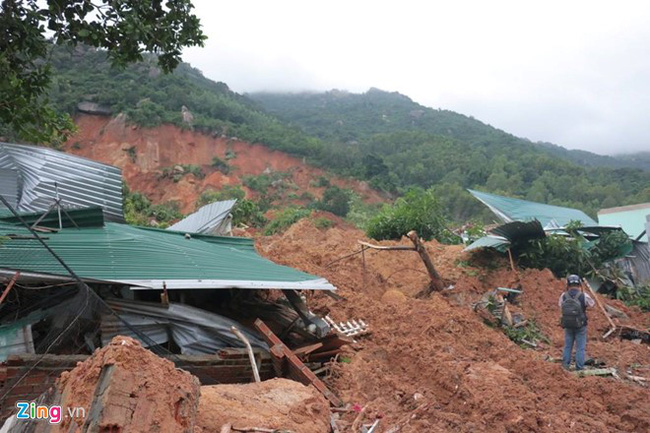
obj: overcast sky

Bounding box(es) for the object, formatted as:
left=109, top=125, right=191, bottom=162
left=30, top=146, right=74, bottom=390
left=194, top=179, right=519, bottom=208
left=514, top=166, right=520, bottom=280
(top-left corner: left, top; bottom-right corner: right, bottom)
left=183, top=0, right=650, bottom=155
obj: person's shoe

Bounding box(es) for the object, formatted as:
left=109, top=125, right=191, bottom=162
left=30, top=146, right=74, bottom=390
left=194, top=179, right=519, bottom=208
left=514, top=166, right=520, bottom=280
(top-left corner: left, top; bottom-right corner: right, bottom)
left=562, top=364, right=571, bottom=371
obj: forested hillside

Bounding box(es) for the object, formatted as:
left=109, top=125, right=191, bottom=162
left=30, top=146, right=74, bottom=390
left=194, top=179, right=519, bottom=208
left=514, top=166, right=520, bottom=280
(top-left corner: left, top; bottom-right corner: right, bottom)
left=47, top=45, right=326, bottom=159
left=251, top=90, right=650, bottom=219
left=37, top=47, right=650, bottom=223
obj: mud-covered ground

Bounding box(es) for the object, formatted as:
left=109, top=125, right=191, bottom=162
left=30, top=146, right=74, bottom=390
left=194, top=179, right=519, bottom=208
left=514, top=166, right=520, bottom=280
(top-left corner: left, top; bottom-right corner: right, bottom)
left=259, top=219, right=650, bottom=433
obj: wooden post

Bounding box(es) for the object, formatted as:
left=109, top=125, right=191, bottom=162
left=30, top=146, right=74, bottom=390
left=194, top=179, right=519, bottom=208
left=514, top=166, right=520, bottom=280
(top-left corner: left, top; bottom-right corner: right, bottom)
left=0, top=272, right=20, bottom=306
left=357, top=232, right=445, bottom=297
left=407, top=231, right=444, bottom=296
left=581, top=279, right=616, bottom=337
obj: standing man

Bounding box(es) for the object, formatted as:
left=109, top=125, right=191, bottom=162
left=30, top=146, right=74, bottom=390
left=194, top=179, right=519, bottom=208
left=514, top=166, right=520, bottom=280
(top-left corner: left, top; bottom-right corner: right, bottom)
left=559, top=274, right=595, bottom=370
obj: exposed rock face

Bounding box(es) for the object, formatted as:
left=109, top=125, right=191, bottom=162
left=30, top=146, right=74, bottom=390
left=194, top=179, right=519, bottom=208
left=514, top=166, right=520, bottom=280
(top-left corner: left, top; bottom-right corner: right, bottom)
left=196, top=378, right=330, bottom=433
left=52, top=336, right=200, bottom=433
left=181, top=106, right=194, bottom=126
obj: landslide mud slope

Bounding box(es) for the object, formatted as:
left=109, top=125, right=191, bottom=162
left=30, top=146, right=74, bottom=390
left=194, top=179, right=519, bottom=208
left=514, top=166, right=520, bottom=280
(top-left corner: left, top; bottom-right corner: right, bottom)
left=64, top=114, right=383, bottom=213
left=259, top=220, right=650, bottom=433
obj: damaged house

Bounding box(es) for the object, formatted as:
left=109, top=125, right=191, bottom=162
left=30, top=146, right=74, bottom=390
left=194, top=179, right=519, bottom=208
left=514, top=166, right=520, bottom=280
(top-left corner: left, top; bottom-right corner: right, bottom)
left=0, top=144, right=344, bottom=421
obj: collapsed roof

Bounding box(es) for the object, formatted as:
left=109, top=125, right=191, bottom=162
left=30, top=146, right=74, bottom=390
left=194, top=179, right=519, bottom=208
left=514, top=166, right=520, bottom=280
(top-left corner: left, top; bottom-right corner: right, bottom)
left=468, top=189, right=597, bottom=229
left=0, top=142, right=124, bottom=222
left=0, top=207, right=335, bottom=291
left=168, top=199, right=237, bottom=235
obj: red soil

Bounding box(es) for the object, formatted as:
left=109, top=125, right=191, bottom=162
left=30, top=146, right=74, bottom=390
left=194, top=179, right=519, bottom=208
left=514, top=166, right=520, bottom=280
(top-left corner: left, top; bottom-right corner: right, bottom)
left=196, top=378, right=330, bottom=433
left=64, top=114, right=383, bottom=213
left=54, top=336, right=200, bottom=433
left=259, top=220, right=650, bottom=433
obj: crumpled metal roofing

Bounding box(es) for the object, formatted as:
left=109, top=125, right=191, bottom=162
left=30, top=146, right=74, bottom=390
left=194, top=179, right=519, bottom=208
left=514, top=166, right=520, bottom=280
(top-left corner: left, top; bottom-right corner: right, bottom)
left=0, top=142, right=124, bottom=222
left=168, top=199, right=236, bottom=235
left=468, top=189, right=597, bottom=229
left=0, top=217, right=336, bottom=291
left=102, top=299, right=268, bottom=354
left=463, top=235, right=511, bottom=253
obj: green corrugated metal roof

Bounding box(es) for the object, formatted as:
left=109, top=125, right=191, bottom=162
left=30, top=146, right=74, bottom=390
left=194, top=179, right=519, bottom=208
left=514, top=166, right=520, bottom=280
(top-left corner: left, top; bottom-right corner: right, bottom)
left=0, top=219, right=335, bottom=290
left=468, top=189, right=597, bottom=228
left=598, top=203, right=650, bottom=239
left=463, top=235, right=511, bottom=253
left=0, top=206, right=105, bottom=228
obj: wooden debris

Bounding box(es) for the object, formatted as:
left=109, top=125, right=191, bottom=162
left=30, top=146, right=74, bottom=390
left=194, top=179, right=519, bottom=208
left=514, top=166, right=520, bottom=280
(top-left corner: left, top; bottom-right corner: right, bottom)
left=357, top=231, right=445, bottom=297
left=254, top=319, right=344, bottom=407
left=232, top=427, right=293, bottom=433
left=581, top=280, right=617, bottom=338
left=292, top=342, right=324, bottom=357
left=574, top=367, right=617, bottom=377
left=0, top=271, right=20, bottom=306
left=231, top=326, right=261, bottom=383
left=407, top=231, right=445, bottom=296
left=324, top=315, right=370, bottom=338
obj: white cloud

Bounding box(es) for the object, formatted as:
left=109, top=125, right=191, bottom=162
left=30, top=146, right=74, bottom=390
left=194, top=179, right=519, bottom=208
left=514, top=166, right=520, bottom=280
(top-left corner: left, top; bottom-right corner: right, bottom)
left=183, top=0, right=650, bottom=154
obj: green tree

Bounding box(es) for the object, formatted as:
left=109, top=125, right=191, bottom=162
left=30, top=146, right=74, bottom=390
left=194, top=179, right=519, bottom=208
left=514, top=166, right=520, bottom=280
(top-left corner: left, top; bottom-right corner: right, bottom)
left=365, top=188, right=459, bottom=243
left=0, top=0, right=205, bottom=144
left=316, top=186, right=351, bottom=217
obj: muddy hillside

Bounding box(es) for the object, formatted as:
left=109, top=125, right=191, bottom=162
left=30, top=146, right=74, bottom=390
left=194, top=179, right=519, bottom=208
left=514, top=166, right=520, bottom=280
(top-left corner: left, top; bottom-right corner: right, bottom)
left=64, top=114, right=382, bottom=213
left=259, top=219, right=650, bottom=433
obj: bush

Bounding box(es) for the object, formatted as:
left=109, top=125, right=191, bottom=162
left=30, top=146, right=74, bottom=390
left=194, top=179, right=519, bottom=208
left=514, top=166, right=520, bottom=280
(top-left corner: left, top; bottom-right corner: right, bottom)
left=365, top=188, right=459, bottom=243
left=309, top=176, right=330, bottom=188
left=211, top=156, right=231, bottom=174
left=263, top=207, right=311, bottom=235
left=160, top=164, right=204, bottom=182
left=517, top=229, right=632, bottom=278
left=316, top=186, right=352, bottom=217
left=313, top=216, right=334, bottom=230
left=232, top=199, right=267, bottom=228
left=196, top=185, right=246, bottom=208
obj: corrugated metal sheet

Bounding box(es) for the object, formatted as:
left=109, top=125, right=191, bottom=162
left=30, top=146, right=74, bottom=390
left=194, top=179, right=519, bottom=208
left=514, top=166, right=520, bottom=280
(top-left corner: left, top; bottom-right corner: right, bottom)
left=102, top=299, right=268, bottom=354
left=598, top=203, right=650, bottom=239
left=0, top=142, right=124, bottom=222
left=0, top=168, right=19, bottom=209
left=0, top=206, right=105, bottom=228
left=627, top=241, right=650, bottom=284
left=463, top=235, right=511, bottom=252
left=469, top=189, right=597, bottom=228
left=168, top=199, right=236, bottom=235
left=0, top=219, right=336, bottom=291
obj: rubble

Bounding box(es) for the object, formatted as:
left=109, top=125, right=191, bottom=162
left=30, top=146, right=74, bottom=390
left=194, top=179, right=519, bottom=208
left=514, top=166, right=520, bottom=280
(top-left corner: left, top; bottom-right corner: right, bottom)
left=260, top=219, right=650, bottom=433
left=53, top=336, right=200, bottom=433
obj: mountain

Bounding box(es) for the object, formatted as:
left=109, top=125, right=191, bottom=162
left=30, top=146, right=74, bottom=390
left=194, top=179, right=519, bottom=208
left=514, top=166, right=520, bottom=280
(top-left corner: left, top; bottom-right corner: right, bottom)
left=249, top=90, right=650, bottom=219
left=250, top=89, right=650, bottom=171
left=40, top=47, right=650, bottom=223
left=536, top=142, right=650, bottom=171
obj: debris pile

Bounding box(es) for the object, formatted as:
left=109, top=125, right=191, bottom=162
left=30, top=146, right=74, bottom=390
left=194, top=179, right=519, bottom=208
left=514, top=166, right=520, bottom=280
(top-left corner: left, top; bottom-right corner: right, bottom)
left=53, top=336, right=200, bottom=433
left=260, top=219, right=650, bottom=433
left=196, top=378, right=330, bottom=433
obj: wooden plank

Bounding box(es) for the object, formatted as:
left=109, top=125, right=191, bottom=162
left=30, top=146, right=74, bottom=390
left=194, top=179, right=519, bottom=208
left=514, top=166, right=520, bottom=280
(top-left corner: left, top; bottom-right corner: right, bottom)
left=254, top=319, right=344, bottom=407
left=293, top=342, right=324, bottom=356
left=0, top=272, right=20, bottom=306
left=581, top=279, right=617, bottom=336
left=357, top=240, right=415, bottom=251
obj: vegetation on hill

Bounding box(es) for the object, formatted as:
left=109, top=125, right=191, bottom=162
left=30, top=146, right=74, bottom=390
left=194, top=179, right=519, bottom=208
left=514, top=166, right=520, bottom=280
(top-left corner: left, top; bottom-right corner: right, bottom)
left=37, top=48, right=650, bottom=225
left=46, top=45, right=327, bottom=160
left=250, top=90, right=650, bottom=219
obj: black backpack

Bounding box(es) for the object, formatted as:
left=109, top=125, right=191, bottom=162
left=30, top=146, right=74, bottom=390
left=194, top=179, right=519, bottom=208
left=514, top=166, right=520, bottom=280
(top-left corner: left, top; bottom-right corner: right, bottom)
left=561, top=291, right=586, bottom=329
